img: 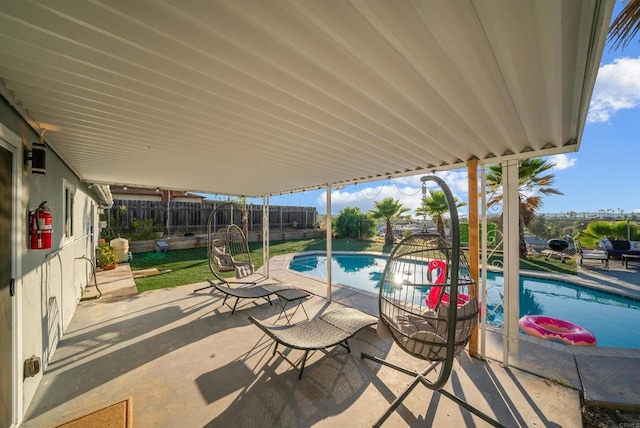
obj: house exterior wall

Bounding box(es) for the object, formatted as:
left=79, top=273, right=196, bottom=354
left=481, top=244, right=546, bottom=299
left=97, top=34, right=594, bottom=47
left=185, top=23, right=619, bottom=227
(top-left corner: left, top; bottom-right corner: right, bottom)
left=1, top=96, right=100, bottom=424
left=20, top=165, right=97, bottom=410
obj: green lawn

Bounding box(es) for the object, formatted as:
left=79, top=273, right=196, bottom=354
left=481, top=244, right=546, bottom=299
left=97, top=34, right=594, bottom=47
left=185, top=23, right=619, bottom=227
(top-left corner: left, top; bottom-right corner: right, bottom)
left=130, top=238, right=393, bottom=292
left=130, top=238, right=576, bottom=292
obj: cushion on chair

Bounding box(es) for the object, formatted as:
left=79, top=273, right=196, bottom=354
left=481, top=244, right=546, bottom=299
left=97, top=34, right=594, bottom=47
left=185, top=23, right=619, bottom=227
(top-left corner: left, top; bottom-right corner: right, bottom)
left=234, top=262, right=255, bottom=279
left=599, top=239, right=613, bottom=250
left=609, top=240, right=631, bottom=251
left=214, top=254, right=236, bottom=271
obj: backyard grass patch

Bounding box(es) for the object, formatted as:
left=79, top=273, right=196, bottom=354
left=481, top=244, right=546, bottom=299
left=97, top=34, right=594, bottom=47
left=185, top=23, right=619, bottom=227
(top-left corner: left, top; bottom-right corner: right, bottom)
left=487, top=252, right=578, bottom=276
left=131, top=238, right=392, bottom=292
left=130, top=238, right=576, bottom=292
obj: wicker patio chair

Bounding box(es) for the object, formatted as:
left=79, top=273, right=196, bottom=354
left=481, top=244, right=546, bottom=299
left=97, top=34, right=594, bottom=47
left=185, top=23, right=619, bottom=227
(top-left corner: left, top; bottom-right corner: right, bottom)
left=250, top=307, right=377, bottom=379
left=361, top=175, right=503, bottom=427
left=195, top=203, right=293, bottom=312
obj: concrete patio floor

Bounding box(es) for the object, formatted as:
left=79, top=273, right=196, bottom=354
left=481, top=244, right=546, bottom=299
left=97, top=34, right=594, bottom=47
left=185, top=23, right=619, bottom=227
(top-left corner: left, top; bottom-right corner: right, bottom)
left=21, top=258, right=640, bottom=427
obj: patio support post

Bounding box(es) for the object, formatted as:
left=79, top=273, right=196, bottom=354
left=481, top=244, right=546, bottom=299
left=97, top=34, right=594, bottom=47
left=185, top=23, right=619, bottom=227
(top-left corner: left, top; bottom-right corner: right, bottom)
left=213, top=203, right=217, bottom=233
left=480, top=165, right=489, bottom=358
left=467, top=159, right=479, bottom=357
left=263, top=196, right=270, bottom=278
left=503, top=160, right=520, bottom=365
left=166, top=190, right=171, bottom=237
left=326, top=185, right=332, bottom=302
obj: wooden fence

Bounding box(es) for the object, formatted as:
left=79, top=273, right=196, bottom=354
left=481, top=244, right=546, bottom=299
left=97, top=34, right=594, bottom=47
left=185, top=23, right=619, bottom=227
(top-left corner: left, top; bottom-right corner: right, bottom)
left=105, top=200, right=319, bottom=237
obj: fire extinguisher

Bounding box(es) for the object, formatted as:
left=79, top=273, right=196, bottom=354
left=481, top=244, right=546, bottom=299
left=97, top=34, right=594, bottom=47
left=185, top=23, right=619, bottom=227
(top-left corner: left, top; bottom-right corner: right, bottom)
left=30, top=201, right=53, bottom=250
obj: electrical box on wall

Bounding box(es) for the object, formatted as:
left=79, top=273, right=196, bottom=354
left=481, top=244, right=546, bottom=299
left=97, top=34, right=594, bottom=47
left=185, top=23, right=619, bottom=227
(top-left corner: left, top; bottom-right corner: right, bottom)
left=24, top=355, right=41, bottom=379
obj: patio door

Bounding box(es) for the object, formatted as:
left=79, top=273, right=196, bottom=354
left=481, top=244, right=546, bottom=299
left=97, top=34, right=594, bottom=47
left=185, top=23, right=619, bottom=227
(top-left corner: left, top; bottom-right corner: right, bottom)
left=0, top=143, right=14, bottom=426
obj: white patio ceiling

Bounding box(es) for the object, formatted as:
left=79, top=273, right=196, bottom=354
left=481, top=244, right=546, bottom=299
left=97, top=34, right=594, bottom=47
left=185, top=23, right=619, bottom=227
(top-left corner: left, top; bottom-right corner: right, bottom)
left=0, top=0, right=613, bottom=197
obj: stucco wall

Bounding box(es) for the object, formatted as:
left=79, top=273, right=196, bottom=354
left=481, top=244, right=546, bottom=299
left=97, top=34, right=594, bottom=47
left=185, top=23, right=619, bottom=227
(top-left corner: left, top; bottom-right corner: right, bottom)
left=20, top=186, right=97, bottom=407
left=1, top=96, right=99, bottom=420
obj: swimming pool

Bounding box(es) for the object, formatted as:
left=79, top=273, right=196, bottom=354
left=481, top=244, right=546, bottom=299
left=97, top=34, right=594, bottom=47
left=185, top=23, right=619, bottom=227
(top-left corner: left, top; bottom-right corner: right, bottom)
left=288, top=253, right=640, bottom=349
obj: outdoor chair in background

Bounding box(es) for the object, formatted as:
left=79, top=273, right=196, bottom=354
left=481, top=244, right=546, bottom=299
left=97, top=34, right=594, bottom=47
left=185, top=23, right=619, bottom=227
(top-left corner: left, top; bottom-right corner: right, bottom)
left=575, top=241, right=609, bottom=271
left=210, top=225, right=255, bottom=281
left=195, top=202, right=259, bottom=292
left=195, top=203, right=292, bottom=313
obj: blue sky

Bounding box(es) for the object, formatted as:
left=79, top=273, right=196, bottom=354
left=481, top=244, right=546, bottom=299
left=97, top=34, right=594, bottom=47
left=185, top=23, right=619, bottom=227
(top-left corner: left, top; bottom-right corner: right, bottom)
left=202, top=3, right=640, bottom=217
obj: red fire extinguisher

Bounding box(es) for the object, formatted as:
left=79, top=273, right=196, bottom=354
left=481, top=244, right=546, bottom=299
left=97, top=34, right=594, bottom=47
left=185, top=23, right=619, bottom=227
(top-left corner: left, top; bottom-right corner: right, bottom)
left=30, top=201, right=53, bottom=250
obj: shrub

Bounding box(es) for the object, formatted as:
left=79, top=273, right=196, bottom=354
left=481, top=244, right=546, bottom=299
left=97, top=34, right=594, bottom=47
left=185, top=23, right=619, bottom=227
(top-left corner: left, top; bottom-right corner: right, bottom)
left=575, top=220, right=640, bottom=248
left=333, top=207, right=377, bottom=239
left=129, top=217, right=162, bottom=241
left=459, top=221, right=499, bottom=246
left=97, top=244, right=118, bottom=267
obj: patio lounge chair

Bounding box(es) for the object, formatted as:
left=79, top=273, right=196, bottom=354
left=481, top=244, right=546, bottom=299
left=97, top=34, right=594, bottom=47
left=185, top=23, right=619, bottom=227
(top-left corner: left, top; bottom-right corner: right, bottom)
left=207, top=279, right=292, bottom=314
left=575, top=242, right=609, bottom=270
left=250, top=307, right=378, bottom=379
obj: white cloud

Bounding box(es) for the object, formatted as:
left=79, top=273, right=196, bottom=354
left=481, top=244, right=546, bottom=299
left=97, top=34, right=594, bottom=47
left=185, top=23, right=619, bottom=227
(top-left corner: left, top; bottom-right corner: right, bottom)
left=587, top=56, right=640, bottom=123
left=547, top=154, right=577, bottom=170
left=315, top=171, right=470, bottom=215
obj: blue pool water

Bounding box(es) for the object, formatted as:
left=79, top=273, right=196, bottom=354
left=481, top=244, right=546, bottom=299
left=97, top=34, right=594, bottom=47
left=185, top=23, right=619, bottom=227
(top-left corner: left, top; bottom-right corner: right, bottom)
left=288, top=253, right=640, bottom=349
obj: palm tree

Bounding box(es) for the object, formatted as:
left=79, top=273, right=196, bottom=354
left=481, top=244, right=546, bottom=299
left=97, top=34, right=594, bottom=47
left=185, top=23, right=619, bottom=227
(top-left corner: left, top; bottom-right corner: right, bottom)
left=238, top=197, right=249, bottom=240
left=416, top=190, right=466, bottom=239
left=608, top=0, right=640, bottom=50
left=229, top=196, right=249, bottom=239
left=369, top=197, right=409, bottom=245
left=485, top=158, right=563, bottom=259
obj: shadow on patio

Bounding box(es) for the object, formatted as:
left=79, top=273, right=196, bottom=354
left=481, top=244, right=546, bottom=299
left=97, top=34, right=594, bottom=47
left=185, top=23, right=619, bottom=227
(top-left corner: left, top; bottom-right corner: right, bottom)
left=22, top=265, right=583, bottom=427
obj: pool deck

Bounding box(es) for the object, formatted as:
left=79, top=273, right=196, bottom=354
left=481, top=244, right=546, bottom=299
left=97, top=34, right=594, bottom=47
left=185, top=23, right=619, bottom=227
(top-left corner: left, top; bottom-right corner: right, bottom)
left=270, top=252, right=640, bottom=410
left=21, top=254, right=640, bottom=427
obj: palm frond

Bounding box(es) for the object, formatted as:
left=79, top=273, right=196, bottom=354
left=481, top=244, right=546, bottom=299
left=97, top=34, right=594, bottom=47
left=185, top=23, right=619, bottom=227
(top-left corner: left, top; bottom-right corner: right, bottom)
left=609, top=0, right=640, bottom=50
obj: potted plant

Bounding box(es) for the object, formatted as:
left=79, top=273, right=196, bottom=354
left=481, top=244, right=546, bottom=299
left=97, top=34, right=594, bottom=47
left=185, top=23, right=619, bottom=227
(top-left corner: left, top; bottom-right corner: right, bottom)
left=98, top=244, right=119, bottom=270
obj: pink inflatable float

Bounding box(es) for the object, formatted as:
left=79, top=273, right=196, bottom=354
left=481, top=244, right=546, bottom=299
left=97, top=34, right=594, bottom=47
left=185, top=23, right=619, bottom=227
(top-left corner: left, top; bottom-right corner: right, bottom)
left=426, top=259, right=470, bottom=309
left=518, top=315, right=596, bottom=346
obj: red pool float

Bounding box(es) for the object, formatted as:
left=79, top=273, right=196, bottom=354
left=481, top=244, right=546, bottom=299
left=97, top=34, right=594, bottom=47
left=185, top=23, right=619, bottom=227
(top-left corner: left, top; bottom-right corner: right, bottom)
left=427, top=285, right=470, bottom=308
left=426, top=259, right=471, bottom=309
left=519, top=315, right=597, bottom=346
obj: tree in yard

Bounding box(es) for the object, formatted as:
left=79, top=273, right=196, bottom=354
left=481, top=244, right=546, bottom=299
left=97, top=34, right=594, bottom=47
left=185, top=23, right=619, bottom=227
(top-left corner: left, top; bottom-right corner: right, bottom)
left=232, top=196, right=250, bottom=239
left=240, top=198, right=249, bottom=240
left=485, top=158, right=563, bottom=259
left=415, top=190, right=466, bottom=239
left=333, top=207, right=377, bottom=239
left=369, top=197, right=410, bottom=245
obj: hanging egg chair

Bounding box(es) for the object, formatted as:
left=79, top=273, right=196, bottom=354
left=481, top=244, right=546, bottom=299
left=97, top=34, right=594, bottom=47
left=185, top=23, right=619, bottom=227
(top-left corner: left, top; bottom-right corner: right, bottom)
left=194, top=202, right=258, bottom=293
left=362, top=175, right=502, bottom=427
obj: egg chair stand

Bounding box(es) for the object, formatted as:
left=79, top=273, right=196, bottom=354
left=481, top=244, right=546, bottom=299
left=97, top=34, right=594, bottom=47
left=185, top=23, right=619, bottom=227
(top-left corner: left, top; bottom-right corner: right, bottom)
left=360, top=175, right=503, bottom=428
left=194, top=202, right=261, bottom=293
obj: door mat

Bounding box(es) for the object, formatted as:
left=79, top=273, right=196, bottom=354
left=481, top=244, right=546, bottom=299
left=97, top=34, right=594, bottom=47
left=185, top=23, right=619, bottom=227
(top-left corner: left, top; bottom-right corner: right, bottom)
left=56, top=397, right=132, bottom=428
